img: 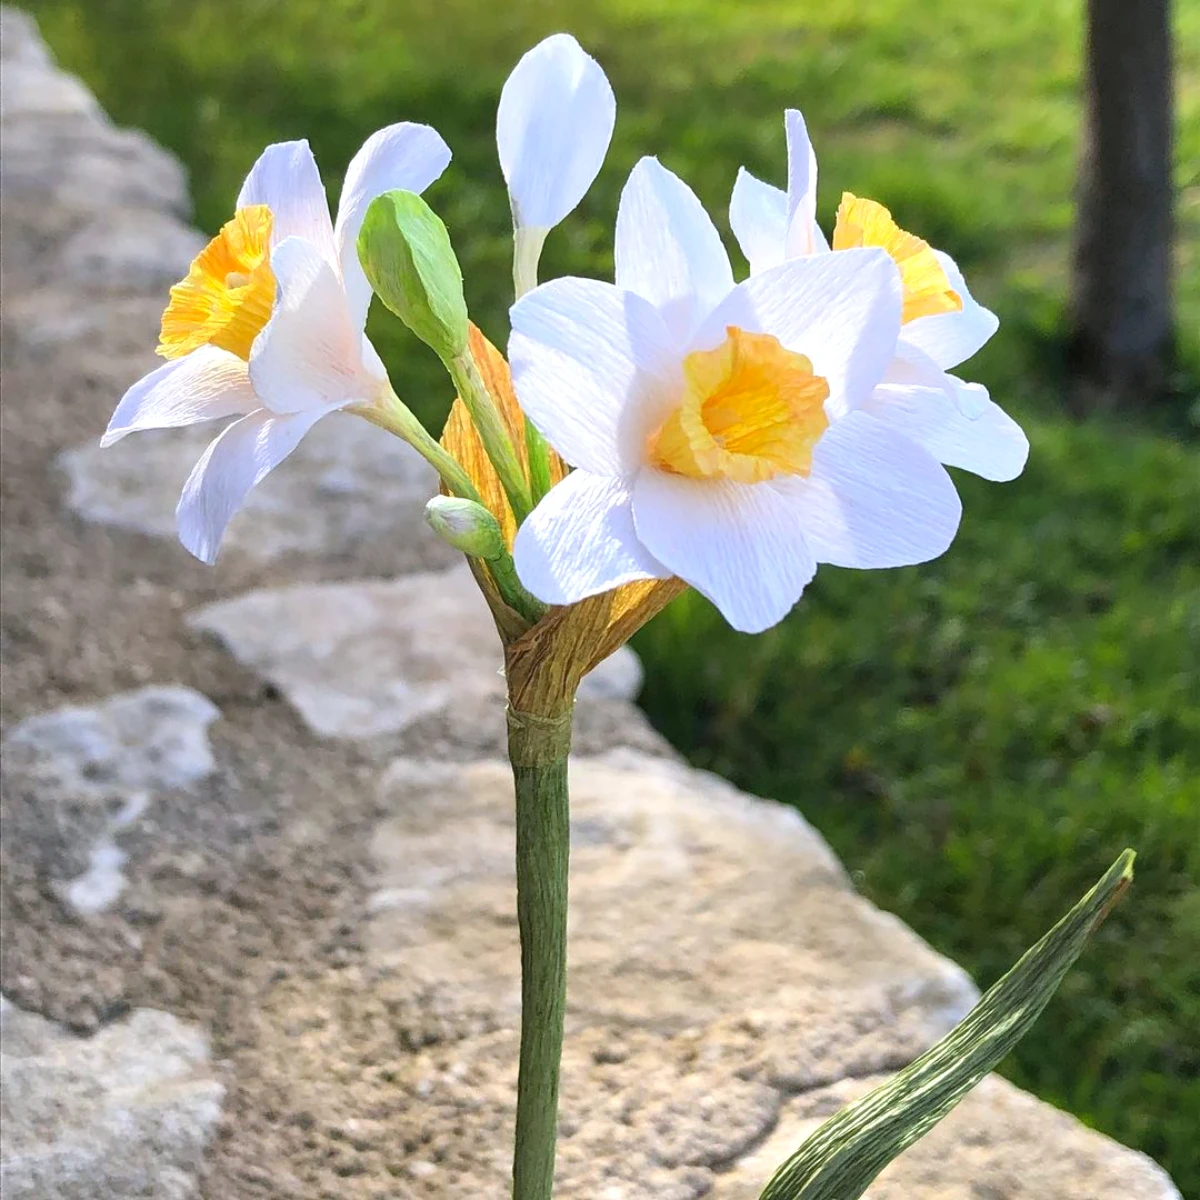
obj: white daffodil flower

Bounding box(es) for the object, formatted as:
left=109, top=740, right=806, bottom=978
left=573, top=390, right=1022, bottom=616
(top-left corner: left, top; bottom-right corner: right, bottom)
left=730, top=110, right=1028, bottom=483
left=497, top=33, right=616, bottom=292
left=103, top=126, right=451, bottom=563
left=510, top=157, right=963, bottom=634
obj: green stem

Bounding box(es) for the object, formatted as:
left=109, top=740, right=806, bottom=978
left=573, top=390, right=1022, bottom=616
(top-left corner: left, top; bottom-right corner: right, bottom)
left=524, top=416, right=554, bottom=507
left=487, top=551, right=547, bottom=626
left=508, top=707, right=572, bottom=1200
left=512, top=223, right=548, bottom=301
left=449, top=351, right=534, bottom=524
left=353, top=387, right=482, bottom=505
left=512, top=224, right=554, bottom=506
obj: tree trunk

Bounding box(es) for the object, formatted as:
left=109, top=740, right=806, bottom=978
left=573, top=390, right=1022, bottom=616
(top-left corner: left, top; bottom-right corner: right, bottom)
left=1068, top=0, right=1174, bottom=412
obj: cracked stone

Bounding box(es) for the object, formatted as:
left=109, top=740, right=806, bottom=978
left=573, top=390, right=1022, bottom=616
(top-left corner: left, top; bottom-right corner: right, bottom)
left=187, top=563, right=645, bottom=740
left=0, top=60, right=101, bottom=121
left=713, top=1073, right=1182, bottom=1199
left=368, top=752, right=977, bottom=1051
left=60, top=413, right=450, bottom=568
left=225, top=750, right=975, bottom=1195
left=0, top=997, right=225, bottom=1199
left=56, top=210, right=205, bottom=291
left=0, top=9, right=52, bottom=67
left=1, top=686, right=220, bottom=911
left=1, top=118, right=192, bottom=219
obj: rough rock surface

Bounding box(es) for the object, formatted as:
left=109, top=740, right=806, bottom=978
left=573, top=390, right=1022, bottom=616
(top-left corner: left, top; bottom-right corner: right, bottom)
left=0, top=997, right=225, bottom=1199
left=341, top=752, right=977, bottom=1195
left=61, top=416, right=453, bottom=571
left=0, top=9, right=1180, bottom=1199
left=715, top=1073, right=1180, bottom=1200
left=188, top=563, right=645, bottom=742
left=2, top=686, right=220, bottom=915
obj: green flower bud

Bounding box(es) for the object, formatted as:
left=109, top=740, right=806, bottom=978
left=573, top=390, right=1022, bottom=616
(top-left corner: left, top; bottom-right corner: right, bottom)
left=425, top=496, right=506, bottom=560
left=357, top=190, right=468, bottom=363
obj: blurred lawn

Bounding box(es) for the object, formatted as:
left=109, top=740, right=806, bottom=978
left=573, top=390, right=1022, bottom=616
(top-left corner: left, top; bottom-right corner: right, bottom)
left=27, top=0, right=1200, bottom=1189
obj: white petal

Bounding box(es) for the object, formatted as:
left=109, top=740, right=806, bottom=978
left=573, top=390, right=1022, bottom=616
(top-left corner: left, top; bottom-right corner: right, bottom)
left=885, top=340, right=954, bottom=390
left=900, top=250, right=998, bottom=369
left=509, top=277, right=680, bottom=475
left=497, top=33, right=616, bottom=231
left=237, top=140, right=337, bottom=265
left=693, top=247, right=901, bottom=416
left=176, top=407, right=326, bottom=564
left=615, top=156, right=734, bottom=341
left=333, top=122, right=452, bottom=331
left=102, top=347, right=255, bottom=446
left=514, top=471, right=668, bottom=604
left=783, top=108, right=823, bottom=258
left=864, top=378, right=1029, bottom=481
left=249, top=237, right=382, bottom=415
left=729, top=167, right=788, bottom=275
left=632, top=471, right=817, bottom=634
left=879, top=340, right=961, bottom=414
left=776, top=410, right=961, bottom=569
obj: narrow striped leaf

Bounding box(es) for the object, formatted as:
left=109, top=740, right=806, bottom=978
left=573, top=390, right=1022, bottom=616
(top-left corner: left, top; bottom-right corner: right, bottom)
left=759, top=849, right=1135, bottom=1200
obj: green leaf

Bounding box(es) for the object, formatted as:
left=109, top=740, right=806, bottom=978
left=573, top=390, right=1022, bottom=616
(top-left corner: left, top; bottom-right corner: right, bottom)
left=357, top=189, right=468, bottom=363
left=759, top=849, right=1135, bottom=1200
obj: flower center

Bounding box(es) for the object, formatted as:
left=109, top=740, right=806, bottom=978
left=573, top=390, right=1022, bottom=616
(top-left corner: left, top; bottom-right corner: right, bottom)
left=157, top=204, right=276, bottom=361
left=647, top=327, right=830, bottom=484
left=832, top=193, right=962, bottom=324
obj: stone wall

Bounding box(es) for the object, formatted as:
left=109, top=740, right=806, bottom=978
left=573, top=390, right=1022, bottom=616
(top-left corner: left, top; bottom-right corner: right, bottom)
left=0, top=9, right=1180, bottom=1197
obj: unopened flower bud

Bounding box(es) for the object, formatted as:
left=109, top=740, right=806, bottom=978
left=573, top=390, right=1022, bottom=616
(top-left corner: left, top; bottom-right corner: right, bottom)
left=425, top=496, right=506, bottom=560
left=358, top=189, right=468, bottom=363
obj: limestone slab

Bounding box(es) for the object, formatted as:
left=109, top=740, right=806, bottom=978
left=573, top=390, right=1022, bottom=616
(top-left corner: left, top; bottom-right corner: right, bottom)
left=1, top=8, right=52, bottom=66
left=209, top=751, right=979, bottom=1198
left=57, top=209, right=205, bottom=291
left=262, top=750, right=972, bottom=1196
left=0, top=997, right=225, bottom=1199
left=188, top=563, right=645, bottom=739
left=713, top=1073, right=1181, bottom=1199
left=369, top=751, right=977, bottom=1057
left=0, top=118, right=192, bottom=218
left=1, top=686, right=219, bottom=913
left=0, top=59, right=101, bottom=121
left=60, top=413, right=448, bottom=567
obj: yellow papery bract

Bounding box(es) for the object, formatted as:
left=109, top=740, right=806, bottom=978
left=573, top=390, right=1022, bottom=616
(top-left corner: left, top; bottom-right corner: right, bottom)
left=158, top=205, right=276, bottom=361
left=442, top=324, right=567, bottom=641
left=443, top=326, right=686, bottom=698
left=832, top=193, right=962, bottom=324
left=442, top=323, right=568, bottom=550
left=506, top=575, right=688, bottom=717
left=648, top=326, right=829, bottom=483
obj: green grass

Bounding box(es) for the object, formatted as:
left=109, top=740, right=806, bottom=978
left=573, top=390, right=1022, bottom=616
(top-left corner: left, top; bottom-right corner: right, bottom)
left=26, top=0, right=1200, bottom=1189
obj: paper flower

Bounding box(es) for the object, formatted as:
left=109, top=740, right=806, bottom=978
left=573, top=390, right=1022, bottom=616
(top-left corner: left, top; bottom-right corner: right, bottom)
left=510, top=157, right=962, bottom=634
left=103, top=126, right=451, bottom=562
left=730, top=110, right=1027, bottom=482
left=498, top=33, right=616, bottom=235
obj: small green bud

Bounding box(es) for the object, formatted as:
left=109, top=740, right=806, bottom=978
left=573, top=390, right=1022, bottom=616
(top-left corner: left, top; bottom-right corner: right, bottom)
left=425, top=496, right=506, bottom=560
left=358, top=190, right=468, bottom=362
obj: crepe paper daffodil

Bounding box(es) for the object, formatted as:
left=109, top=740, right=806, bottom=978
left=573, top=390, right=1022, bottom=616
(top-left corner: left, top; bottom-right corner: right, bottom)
left=509, top=156, right=963, bottom=635
left=102, top=125, right=451, bottom=563
left=729, top=109, right=1028, bottom=483
left=497, top=33, right=616, bottom=295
